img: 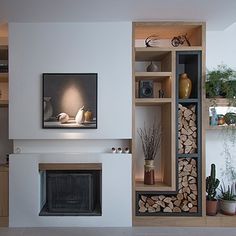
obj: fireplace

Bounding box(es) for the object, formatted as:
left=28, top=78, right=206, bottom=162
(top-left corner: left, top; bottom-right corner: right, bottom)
left=39, top=163, right=102, bottom=216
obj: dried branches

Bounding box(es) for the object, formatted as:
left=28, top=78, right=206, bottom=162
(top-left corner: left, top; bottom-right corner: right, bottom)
left=138, top=121, right=161, bottom=160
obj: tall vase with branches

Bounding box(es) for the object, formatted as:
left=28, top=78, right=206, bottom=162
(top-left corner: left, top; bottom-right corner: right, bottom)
left=138, top=121, right=161, bottom=185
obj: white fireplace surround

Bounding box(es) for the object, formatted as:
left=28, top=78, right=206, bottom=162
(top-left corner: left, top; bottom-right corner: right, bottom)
left=9, top=153, right=132, bottom=227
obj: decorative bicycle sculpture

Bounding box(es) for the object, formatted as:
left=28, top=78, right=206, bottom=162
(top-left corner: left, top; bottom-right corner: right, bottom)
left=171, top=34, right=191, bottom=47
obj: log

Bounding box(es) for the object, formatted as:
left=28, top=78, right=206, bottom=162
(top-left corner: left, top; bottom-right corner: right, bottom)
left=184, top=145, right=192, bottom=154
left=182, top=205, right=190, bottom=212
left=139, top=206, right=147, bottom=212
left=174, top=200, right=181, bottom=207
left=177, top=193, right=183, bottom=200
left=141, top=195, right=147, bottom=202
left=189, top=184, right=197, bottom=191
left=148, top=206, right=155, bottom=212
left=181, top=128, right=189, bottom=135
left=183, top=164, right=192, bottom=172
left=155, top=205, right=161, bottom=212
left=138, top=200, right=145, bottom=208
left=180, top=135, right=187, bottom=142
left=159, top=195, right=165, bottom=201
left=156, top=200, right=165, bottom=208
left=168, top=202, right=174, bottom=210
left=184, top=139, right=192, bottom=146
left=147, top=198, right=155, bottom=206
left=163, top=207, right=172, bottom=213
left=189, top=206, right=198, bottom=213
left=173, top=207, right=181, bottom=212
left=188, top=202, right=193, bottom=208
left=163, top=197, right=172, bottom=204
left=151, top=196, right=159, bottom=201
left=184, top=109, right=192, bottom=118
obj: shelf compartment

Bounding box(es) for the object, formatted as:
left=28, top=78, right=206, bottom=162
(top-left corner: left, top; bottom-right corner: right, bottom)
left=135, top=103, right=175, bottom=192
left=178, top=103, right=198, bottom=155
left=135, top=73, right=172, bottom=99
left=135, top=48, right=172, bottom=72
left=176, top=51, right=202, bottom=99
left=134, top=22, right=203, bottom=47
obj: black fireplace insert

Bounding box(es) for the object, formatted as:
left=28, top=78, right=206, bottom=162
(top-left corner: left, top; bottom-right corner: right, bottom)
left=39, top=169, right=102, bottom=216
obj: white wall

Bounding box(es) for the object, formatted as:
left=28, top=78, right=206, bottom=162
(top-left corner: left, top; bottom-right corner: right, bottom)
left=206, top=22, right=236, bottom=179
left=9, top=22, right=132, bottom=139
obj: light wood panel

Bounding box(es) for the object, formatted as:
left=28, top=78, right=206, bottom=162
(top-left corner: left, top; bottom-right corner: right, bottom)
left=39, top=163, right=102, bottom=171
left=0, top=165, right=8, bottom=227
left=135, top=98, right=172, bottom=106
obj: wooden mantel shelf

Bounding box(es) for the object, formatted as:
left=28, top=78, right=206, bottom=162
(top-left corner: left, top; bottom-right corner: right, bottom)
left=39, top=163, right=102, bottom=171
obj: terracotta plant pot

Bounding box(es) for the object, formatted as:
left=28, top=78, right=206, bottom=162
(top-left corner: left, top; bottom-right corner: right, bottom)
left=206, top=199, right=218, bottom=216
left=220, top=199, right=236, bottom=215
left=144, top=160, right=155, bottom=185
left=179, top=73, right=192, bottom=99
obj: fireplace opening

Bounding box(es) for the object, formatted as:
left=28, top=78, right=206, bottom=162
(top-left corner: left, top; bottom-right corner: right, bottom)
left=39, top=166, right=102, bottom=216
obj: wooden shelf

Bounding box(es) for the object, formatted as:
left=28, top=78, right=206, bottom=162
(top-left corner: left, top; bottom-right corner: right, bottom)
left=178, top=99, right=199, bottom=103
left=205, top=98, right=230, bottom=107
left=135, top=180, right=173, bottom=191
left=135, top=98, right=172, bottom=106
left=135, top=72, right=172, bottom=81
left=135, top=48, right=172, bottom=61
left=177, top=153, right=198, bottom=158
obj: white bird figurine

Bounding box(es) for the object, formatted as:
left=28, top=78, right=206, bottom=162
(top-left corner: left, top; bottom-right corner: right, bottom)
left=57, top=113, right=69, bottom=124
left=75, top=106, right=85, bottom=124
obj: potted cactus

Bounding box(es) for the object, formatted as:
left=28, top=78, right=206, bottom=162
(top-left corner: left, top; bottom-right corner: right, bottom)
left=206, top=164, right=220, bottom=215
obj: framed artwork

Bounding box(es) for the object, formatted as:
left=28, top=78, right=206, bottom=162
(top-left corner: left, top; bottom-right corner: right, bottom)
left=42, top=73, right=97, bottom=129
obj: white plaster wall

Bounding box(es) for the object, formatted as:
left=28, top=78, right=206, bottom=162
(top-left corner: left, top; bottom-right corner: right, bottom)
left=9, top=153, right=132, bottom=227
left=206, top=22, right=236, bottom=179
left=9, top=22, right=132, bottom=139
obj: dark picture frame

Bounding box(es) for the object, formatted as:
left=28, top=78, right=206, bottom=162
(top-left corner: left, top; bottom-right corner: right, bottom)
left=42, top=73, right=97, bottom=129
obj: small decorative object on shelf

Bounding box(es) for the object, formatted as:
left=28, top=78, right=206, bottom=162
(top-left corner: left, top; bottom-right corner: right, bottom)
left=217, top=114, right=225, bottom=125
left=111, top=147, right=116, bottom=153
left=56, top=113, right=69, bottom=124
left=171, top=34, right=191, bottom=47
left=179, top=73, right=192, bottom=99
left=206, top=163, right=220, bottom=216
left=145, top=35, right=159, bottom=47
left=124, top=147, right=130, bottom=153
left=139, top=80, right=153, bottom=98
left=146, top=61, right=159, bottom=72
left=138, top=121, right=161, bottom=185
left=117, top=147, right=122, bottom=153
left=210, top=107, right=218, bottom=126
left=159, top=89, right=164, bottom=98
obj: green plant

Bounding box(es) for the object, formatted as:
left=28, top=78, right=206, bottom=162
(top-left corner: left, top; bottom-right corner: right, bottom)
left=206, top=164, right=220, bottom=200
left=137, top=121, right=161, bottom=160
left=220, top=182, right=236, bottom=201
left=206, top=64, right=236, bottom=105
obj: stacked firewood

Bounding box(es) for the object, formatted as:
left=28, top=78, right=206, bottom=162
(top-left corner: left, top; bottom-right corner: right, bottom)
left=138, top=158, right=198, bottom=213
left=178, top=104, right=197, bottom=154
